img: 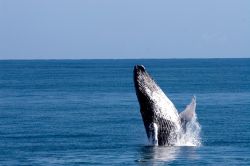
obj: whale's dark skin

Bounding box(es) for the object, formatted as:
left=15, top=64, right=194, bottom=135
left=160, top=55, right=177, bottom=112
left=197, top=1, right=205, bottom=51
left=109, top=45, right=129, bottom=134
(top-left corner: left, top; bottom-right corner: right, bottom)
left=133, top=65, right=181, bottom=146
left=133, top=65, right=197, bottom=146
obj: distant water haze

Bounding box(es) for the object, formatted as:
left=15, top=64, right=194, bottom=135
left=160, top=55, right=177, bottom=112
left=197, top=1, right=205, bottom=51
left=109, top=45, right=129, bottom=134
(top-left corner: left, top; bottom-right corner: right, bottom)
left=0, top=0, right=250, bottom=59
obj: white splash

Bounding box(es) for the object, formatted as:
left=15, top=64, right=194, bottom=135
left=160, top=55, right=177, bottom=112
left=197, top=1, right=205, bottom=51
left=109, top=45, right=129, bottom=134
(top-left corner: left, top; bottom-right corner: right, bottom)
left=175, top=96, right=201, bottom=146
left=175, top=116, right=201, bottom=146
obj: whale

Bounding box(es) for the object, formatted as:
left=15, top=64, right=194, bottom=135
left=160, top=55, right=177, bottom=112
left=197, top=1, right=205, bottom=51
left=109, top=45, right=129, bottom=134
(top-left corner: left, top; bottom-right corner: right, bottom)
left=133, top=65, right=196, bottom=146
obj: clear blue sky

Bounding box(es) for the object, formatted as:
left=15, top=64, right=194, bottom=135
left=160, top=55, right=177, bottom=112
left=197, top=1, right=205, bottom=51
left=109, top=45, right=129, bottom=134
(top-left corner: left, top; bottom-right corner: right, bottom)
left=0, top=0, right=249, bottom=59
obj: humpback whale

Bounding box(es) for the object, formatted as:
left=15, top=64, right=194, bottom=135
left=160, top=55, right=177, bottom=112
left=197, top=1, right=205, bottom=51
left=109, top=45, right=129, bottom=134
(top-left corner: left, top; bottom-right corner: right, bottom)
left=133, top=65, right=196, bottom=146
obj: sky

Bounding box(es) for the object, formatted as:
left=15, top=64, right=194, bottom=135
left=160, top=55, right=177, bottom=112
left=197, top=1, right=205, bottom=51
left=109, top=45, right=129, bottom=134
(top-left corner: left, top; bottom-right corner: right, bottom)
left=0, top=0, right=249, bottom=59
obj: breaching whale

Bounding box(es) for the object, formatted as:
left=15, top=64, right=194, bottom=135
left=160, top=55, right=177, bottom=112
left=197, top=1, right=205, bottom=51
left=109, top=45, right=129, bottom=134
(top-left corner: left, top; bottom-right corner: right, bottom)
left=133, top=65, right=196, bottom=146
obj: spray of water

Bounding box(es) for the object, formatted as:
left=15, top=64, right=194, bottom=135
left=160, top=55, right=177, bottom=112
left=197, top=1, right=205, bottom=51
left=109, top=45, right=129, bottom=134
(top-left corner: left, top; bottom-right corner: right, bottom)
left=175, top=96, right=201, bottom=146
left=175, top=113, right=201, bottom=146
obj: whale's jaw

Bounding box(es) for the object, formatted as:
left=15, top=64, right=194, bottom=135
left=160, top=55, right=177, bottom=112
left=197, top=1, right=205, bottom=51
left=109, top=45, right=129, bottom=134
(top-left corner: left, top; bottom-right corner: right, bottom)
left=134, top=65, right=181, bottom=146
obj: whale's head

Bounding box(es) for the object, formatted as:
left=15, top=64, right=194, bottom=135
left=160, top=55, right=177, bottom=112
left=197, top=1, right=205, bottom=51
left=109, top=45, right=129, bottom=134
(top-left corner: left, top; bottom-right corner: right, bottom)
left=133, top=65, right=157, bottom=143
left=133, top=65, right=158, bottom=118
left=133, top=65, right=181, bottom=145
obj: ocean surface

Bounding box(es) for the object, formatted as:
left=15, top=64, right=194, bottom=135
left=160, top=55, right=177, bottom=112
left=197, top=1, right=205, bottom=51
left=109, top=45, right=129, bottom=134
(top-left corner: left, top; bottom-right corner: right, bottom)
left=0, top=59, right=250, bottom=165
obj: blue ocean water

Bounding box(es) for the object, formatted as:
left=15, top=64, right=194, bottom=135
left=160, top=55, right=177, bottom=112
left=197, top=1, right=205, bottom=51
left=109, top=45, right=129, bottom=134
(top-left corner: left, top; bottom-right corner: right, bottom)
left=0, top=59, right=250, bottom=165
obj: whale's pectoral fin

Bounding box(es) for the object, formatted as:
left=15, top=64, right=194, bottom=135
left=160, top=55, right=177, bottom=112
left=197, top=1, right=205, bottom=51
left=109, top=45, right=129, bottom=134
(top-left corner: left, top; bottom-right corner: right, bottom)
left=149, top=123, right=159, bottom=145
left=179, top=96, right=196, bottom=129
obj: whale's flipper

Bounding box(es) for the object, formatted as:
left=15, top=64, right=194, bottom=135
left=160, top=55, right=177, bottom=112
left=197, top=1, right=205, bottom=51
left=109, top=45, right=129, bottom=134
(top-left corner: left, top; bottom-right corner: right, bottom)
left=179, top=96, right=196, bottom=130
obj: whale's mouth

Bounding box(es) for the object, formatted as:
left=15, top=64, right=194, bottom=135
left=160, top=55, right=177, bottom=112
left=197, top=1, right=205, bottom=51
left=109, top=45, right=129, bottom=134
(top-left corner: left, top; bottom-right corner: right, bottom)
left=134, top=65, right=146, bottom=73
left=133, top=65, right=157, bottom=114
left=133, top=65, right=158, bottom=101
left=133, top=65, right=146, bottom=90
left=134, top=65, right=145, bottom=95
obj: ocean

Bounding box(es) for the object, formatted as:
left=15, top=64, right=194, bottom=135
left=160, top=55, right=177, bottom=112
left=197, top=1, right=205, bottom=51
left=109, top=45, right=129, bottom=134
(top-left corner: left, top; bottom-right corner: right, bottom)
left=0, top=59, right=250, bottom=165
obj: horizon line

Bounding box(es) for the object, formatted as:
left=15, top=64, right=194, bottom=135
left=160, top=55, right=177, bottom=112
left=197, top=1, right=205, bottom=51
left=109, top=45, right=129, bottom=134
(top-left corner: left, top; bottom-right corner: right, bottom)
left=0, top=57, right=250, bottom=60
